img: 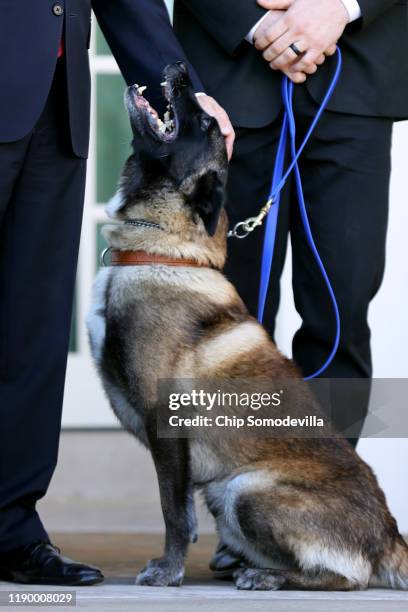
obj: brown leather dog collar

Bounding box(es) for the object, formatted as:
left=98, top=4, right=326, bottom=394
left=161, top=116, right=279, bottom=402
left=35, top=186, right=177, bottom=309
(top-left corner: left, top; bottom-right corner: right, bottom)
left=109, top=249, right=208, bottom=268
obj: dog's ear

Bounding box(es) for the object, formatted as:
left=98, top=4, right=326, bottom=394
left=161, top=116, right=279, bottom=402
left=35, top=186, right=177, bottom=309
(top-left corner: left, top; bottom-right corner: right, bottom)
left=186, top=170, right=225, bottom=236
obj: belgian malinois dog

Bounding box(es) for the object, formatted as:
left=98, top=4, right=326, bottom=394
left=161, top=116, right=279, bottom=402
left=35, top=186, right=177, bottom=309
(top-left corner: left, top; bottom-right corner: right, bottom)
left=87, top=62, right=408, bottom=591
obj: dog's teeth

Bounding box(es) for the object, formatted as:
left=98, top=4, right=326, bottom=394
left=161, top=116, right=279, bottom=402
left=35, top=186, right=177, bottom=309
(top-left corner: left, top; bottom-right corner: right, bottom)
left=137, top=85, right=147, bottom=95
left=157, top=118, right=167, bottom=133
left=164, top=111, right=171, bottom=123
left=161, top=81, right=168, bottom=87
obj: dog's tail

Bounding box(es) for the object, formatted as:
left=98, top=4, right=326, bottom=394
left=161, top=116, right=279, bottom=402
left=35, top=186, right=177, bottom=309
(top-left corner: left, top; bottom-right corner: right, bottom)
left=371, top=537, right=408, bottom=589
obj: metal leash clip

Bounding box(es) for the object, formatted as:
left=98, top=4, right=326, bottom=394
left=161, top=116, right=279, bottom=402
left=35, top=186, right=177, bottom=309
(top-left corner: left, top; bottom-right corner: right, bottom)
left=227, top=198, right=274, bottom=239
left=100, top=246, right=113, bottom=267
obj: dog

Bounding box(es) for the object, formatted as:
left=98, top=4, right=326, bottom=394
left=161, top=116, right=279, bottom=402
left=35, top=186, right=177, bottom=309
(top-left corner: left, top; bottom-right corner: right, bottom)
left=87, top=62, right=408, bottom=591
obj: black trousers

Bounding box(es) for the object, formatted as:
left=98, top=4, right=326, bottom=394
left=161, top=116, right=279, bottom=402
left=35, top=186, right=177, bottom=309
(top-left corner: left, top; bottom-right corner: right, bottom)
left=225, top=86, right=393, bottom=439
left=0, top=62, right=86, bottom=552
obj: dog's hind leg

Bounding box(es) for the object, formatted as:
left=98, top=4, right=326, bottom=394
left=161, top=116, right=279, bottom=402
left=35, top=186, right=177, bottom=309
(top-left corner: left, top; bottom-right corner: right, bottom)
left=135, top=413, right=197, bottom=587
left=218, top=471, right=371, bottom=591
left=233, top=567, right=366, bottom=591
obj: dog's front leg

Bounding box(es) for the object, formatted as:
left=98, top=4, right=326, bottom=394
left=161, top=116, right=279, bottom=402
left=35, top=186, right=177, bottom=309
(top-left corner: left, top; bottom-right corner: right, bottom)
left=136, top=423, right=196, bottom=587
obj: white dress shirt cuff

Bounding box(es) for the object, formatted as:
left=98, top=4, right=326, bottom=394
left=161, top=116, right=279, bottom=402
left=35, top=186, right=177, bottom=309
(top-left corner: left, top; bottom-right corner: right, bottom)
left=245, top=11, right=271, bottom=44
left=340, top=0, right=361, bottom=22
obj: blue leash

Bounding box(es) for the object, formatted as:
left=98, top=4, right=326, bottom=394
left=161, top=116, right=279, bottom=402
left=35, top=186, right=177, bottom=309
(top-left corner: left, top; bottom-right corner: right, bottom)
left=231, top=48, right=342, bottom=380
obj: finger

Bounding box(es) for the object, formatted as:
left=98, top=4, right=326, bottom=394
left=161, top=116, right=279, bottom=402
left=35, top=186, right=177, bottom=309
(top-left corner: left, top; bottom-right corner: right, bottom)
left=196, top=96, right=235, bottom=157
left=257, top=0, right=293, bottom=8
left=262, top=32, right=305, bottom=63
left=287, top=62, right=317, bottom=76
left=254, top=18, right=288, bottom=51
left=216, top=108, right=233, bottom=137
left=325, top=44, right=337, bottom=56
left=199, top=99, right=227, bottom=131
left=283, top=69, right=307, bottom=84
left=225, top=130, right=235, bottom=161
left=315, top=54, right=326, bottom=66
left=290, top=49, right=321, bottom=73
left=214, top=108, right=235, bottom=160
left=270, top=42, right=307, bottom=70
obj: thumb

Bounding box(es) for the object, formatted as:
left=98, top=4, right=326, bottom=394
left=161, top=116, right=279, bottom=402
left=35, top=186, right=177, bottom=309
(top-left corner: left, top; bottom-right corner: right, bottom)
left=257, top=0, right=293, bottom=8
left=220, top=124, right=232, bottom=136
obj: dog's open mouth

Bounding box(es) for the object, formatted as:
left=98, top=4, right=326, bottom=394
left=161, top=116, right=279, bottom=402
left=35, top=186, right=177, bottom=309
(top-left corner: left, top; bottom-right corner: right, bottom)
left=126, top=70, right=181, bottom=143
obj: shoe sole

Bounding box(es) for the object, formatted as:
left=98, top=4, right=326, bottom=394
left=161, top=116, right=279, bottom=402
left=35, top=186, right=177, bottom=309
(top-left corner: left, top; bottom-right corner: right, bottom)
left=0, top=569, right=104, bottom=587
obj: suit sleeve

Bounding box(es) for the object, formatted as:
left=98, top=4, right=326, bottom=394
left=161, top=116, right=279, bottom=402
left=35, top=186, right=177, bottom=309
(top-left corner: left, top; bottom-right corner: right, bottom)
left=356, top=0, right=400, bottom=27
left=92, top=0, right=204, bottom=98
left=178, top=0, right=268, bottom=55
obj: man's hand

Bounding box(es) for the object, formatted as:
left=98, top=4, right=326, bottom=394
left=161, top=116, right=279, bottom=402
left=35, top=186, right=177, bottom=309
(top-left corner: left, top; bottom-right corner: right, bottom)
left=253, top=8, right=316, bottom=83
left=196, top=94, right=235, bottom=160
left=255, top=0, right=346, bottom=77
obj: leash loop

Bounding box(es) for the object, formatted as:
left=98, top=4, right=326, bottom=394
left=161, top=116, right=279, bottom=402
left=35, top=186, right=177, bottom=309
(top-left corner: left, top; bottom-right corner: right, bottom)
left=228, top=48, right=343, bottom=380
left=258, top=48, right=342, bottom=379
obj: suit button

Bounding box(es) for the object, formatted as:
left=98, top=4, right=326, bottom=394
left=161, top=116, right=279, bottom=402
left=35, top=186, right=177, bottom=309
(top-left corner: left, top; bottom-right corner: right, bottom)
left=53, top=4, right=64, bottom=16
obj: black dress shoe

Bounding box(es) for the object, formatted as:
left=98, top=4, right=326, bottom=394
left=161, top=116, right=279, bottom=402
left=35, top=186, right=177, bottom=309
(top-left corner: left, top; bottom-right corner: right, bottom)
left=209, top=540, right=298, bottom=579
left=0, top=540, right=104, bottom=586
left=209, top=542, right=246, bottom=579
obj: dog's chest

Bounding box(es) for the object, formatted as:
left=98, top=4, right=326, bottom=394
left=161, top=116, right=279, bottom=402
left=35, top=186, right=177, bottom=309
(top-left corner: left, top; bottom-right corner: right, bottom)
left=105, top=267, right=209, bottom=380
left=87, top=268, right=147, bottom=440
left=87, top=268, right=110, bottom=368
left=88, top=267, right=196, bottom=406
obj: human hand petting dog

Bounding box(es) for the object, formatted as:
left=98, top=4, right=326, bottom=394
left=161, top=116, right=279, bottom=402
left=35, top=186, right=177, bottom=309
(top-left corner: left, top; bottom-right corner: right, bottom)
left=196, top=94, right=235, bottom=160
left=254, top=0, right=347, bottom=83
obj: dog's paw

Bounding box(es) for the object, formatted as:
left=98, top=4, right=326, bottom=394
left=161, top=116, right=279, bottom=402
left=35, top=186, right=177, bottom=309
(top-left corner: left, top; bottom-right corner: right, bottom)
left=233, top=568, right=286, bottom=591
left=135, top=558, right=184, bottom=587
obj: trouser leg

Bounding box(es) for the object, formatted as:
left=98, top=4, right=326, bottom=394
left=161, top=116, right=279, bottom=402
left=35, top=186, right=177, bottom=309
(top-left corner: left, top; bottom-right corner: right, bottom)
left=290, top=87, right=393, bottom=438
left=0, top=63, right=87, bottom=551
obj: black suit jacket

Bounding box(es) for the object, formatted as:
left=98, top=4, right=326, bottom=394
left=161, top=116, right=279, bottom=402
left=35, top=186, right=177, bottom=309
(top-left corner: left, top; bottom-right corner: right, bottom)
left=0, top=0, right=202, bottom=157
left=174, top=0, right=408, bottom=127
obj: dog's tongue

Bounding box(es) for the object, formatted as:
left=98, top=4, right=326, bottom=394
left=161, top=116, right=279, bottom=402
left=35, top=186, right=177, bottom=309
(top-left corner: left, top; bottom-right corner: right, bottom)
left=134, top=91, right=163, bottom=129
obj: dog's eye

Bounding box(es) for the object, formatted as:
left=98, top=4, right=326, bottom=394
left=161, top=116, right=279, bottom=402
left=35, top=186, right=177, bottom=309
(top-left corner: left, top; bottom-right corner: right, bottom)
left=201, top=116, right=212, bottom=131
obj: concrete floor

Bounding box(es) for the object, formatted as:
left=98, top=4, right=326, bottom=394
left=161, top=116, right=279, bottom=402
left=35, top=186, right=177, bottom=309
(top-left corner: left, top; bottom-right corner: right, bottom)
left=37, top=431, right=215, bottom=533
left=6, top=432, right=408, bottom=610
left=1, top=534, right=407, bottom=611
